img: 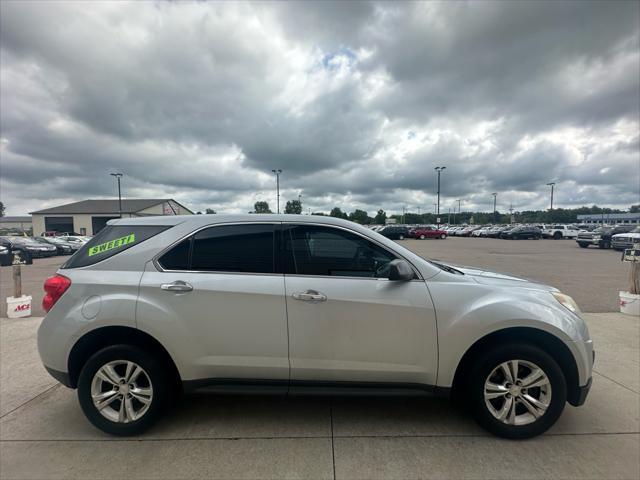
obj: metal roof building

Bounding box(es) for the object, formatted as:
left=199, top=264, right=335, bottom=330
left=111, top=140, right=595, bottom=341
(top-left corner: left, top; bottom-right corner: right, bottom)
left=576, top=213, right=640, bottom=225
left=30, top=199, right=193, bottom=236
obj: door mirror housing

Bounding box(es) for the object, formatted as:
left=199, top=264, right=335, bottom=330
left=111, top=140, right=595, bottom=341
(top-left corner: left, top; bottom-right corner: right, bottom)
left=388, top=259, right=414, bottom=281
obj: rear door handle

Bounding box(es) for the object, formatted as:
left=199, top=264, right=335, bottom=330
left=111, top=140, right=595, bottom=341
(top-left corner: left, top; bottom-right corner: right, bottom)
left=160, top=280, right=193, bottom=292
left=292, top=290, right=327, bottom=302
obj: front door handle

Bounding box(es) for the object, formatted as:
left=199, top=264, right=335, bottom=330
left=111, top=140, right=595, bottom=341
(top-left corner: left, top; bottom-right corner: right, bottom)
left=292, top=289, right=327, bottom=302
left=161, top=280, right=193, bottom=292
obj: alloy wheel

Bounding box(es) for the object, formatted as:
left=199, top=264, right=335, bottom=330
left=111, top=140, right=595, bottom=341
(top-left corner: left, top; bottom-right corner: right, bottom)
left=483, top=359, right=552, bottom=426
left=91, top=360, right=153, bottom=423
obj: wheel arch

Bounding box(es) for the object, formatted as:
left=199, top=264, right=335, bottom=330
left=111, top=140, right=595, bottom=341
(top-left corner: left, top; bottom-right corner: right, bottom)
left=67, top=326, right=181, bottom=390
left=451, top=327, right=582, bottom=406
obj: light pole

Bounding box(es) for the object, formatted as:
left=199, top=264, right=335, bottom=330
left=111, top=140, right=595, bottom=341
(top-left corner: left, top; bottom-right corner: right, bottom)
left=434, top=166, right=446, bottom=226
left=110, top=173, right=123, bottom=218
left=271, top=169, right=282, bottom=213
left=491, top=192, right=498, bottom=224
left=298, top=193, right=302, bottom=213
left=546, top=182, right=555, bottom=211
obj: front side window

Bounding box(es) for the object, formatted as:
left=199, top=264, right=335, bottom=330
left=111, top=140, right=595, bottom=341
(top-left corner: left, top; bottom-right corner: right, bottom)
left=284, top=225, right=396, bottom=278
left=158, top=224, right=276, bottom=273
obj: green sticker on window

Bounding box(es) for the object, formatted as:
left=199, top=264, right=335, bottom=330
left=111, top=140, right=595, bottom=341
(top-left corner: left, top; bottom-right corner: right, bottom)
left=87, top=233, right=136, bottom=256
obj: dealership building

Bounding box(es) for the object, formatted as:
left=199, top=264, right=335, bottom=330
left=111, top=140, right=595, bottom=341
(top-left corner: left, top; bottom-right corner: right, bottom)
left=30, top=199, right=193, bottom=236
left=577, top=213, right=640, bottom=225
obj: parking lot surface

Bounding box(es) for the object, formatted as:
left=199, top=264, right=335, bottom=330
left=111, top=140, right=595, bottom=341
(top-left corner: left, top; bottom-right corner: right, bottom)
left=1, top=312, right=638, bottom=479
left=0, top=236, right=628, bottom=316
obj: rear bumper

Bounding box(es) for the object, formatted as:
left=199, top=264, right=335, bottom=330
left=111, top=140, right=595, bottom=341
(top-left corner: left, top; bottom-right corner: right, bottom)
left=44, top=366, right=73, bottom=388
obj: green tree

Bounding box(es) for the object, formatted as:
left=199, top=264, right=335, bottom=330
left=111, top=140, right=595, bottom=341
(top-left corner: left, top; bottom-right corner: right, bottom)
left=205, top=208, right=216, bottom=214
left=254, top=201, right=272, bottom=214
left=348, top=209, right=371, bottom=224
left=630, top=205, right=640, bottom=213
left=330, top=207, right=348, bottom=219
left=374, top=209, right=387, bottom=225
left=0, top=201, right=5, bottom=217
left=284, top=200, right=302, bottom=214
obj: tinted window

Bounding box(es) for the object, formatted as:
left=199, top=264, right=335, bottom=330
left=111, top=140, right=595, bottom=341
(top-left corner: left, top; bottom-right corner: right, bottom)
left=284, top=225, right=396, bottom=278
left=190, top=224, right=275, bottom=273
left=64, top=225, right=169, bottom=268
left=158, top=238, right=191, bottom=270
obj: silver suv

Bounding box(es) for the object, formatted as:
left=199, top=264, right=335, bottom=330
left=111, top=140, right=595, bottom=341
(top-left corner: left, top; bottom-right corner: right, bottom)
left=38, top=215, right=593, bottom=438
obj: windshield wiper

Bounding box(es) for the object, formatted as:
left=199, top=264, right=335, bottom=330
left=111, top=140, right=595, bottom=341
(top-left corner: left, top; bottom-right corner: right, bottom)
left=429, top=260, right=464, bottom=275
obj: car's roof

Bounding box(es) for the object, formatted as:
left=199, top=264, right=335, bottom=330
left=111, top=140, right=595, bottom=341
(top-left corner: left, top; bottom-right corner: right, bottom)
left=108, top=214, right=361, bottom=229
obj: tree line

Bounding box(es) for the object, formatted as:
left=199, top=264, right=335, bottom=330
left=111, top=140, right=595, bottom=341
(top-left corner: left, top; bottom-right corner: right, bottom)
left=247, top=201, right=640, bottom=225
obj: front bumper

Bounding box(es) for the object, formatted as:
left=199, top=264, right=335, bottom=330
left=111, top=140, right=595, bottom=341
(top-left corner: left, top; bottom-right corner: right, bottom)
left=576, top=237, right=601, bottom=245
left=569, top=376, right=592, bottom=406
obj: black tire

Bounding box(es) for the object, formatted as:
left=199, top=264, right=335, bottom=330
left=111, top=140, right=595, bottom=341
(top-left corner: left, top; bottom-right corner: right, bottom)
left=603, top=241, right=611, bottom=249
left=467, top=343, right=567, bottom=439
left=440, top=233, right=446, bottom=239
left=578, top=243, right=589, bottom=248
left=77, top=344, right=169, bottom=436
left=399, top=235, right=404, bottom=240
left=419, top=235, right=426, bottom=240
left=553, top=232, right=562, bottom=240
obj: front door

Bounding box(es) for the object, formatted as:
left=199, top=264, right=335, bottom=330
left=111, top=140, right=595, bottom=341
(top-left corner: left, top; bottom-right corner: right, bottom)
left=282, top=224, right=438, bottom=386
left=137, top=223, right=289, bottom=383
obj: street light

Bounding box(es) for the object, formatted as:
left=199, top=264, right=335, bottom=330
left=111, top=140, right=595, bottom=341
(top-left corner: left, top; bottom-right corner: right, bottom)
left=546, top=182, right=556, bottom=211
left=491, top=192, right=498, bottom=224
left=109, top=173, right=123, bottom=218
left=454, top=199, right=461, bottom=224
left=434, top=166, right=446, bottom=226
left=271, top=169, right=282, bottom=213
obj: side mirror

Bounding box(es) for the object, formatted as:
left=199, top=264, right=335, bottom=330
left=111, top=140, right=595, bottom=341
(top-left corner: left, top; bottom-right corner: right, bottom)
left=388, top=259, right=414, bottom=281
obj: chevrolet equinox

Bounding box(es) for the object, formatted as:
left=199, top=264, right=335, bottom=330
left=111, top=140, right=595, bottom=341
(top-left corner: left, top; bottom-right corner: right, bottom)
left=38, top=215, right=593, bottom=438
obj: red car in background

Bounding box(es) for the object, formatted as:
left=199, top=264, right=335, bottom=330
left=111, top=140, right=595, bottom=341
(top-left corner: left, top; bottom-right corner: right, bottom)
left=409, top=226, right=448, bottom=239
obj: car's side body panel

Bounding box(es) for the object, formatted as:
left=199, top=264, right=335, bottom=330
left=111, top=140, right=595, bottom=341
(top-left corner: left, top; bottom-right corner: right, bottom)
left=285, top=275, right=438, bottom=385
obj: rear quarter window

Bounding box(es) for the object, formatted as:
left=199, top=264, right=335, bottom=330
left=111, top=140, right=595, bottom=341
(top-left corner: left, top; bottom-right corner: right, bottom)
left=63, top=225, right=169, bottom=268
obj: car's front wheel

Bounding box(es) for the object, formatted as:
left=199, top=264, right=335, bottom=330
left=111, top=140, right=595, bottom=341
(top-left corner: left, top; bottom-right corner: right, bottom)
left=468, top=343, right=567, bottom=439
left=77, top=345, right=168, bottom=436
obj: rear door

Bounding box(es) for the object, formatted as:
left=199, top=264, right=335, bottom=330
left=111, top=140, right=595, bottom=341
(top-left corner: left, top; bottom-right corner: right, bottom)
left=282, top=223, right=438, bottom=386
left=137, top=222, right=289, bottom=384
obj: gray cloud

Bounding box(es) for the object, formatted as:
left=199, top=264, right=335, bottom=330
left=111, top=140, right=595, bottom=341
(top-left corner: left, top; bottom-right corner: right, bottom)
left=1, top=0, right=638, bottom=216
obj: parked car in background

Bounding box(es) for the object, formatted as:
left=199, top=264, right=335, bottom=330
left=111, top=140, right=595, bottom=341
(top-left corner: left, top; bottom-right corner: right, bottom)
left=38, top=214, right=593, bottom=439
left=500, top=226, right=542, bottom=240
left=378, top=226, right=410, bottom=240
left=57, top=235, right=91, bottom=245
left=35, top=237, right=78, bottom=255
left=410, top=226, right=447, bottom=239
left=576, top=225, right=635, bottom=249
left=611, top=226, right=640, bottom=251
left=0, top=244, right=11, bottom=266
left=542, top=225, right=580, bottom=240
left=0, top=236, right=57, bottom=258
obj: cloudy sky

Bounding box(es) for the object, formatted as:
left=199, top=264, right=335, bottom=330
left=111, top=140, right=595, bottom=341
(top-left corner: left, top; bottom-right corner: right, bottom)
left=1, top=0, right=639, bottom=216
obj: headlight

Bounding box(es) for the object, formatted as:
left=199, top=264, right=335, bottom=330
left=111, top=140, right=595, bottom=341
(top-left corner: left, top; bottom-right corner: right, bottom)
left=552, top=292, right=581, bottom=314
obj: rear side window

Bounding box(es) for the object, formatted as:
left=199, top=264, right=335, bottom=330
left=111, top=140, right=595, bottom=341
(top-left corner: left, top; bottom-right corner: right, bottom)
left=63, top=225, right=169, bottom=268
left=158, top=224, right=276, bottom=273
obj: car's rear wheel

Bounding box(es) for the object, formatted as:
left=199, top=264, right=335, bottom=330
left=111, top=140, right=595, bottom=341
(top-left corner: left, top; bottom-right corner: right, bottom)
left=77, top=345, right=168, bottom=436
left=553, top=232, right=562, bottom=240
left=399, top=235, right=404, bottom=240
left=440, top=233, right=446, bottom=239
left=419, top=234, right=425, bottom=240
left=467, top=343, right=566, bottom=439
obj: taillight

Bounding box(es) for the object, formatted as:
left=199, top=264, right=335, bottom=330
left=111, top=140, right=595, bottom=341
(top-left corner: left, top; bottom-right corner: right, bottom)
left=42, top=274, right=71, bottom=313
